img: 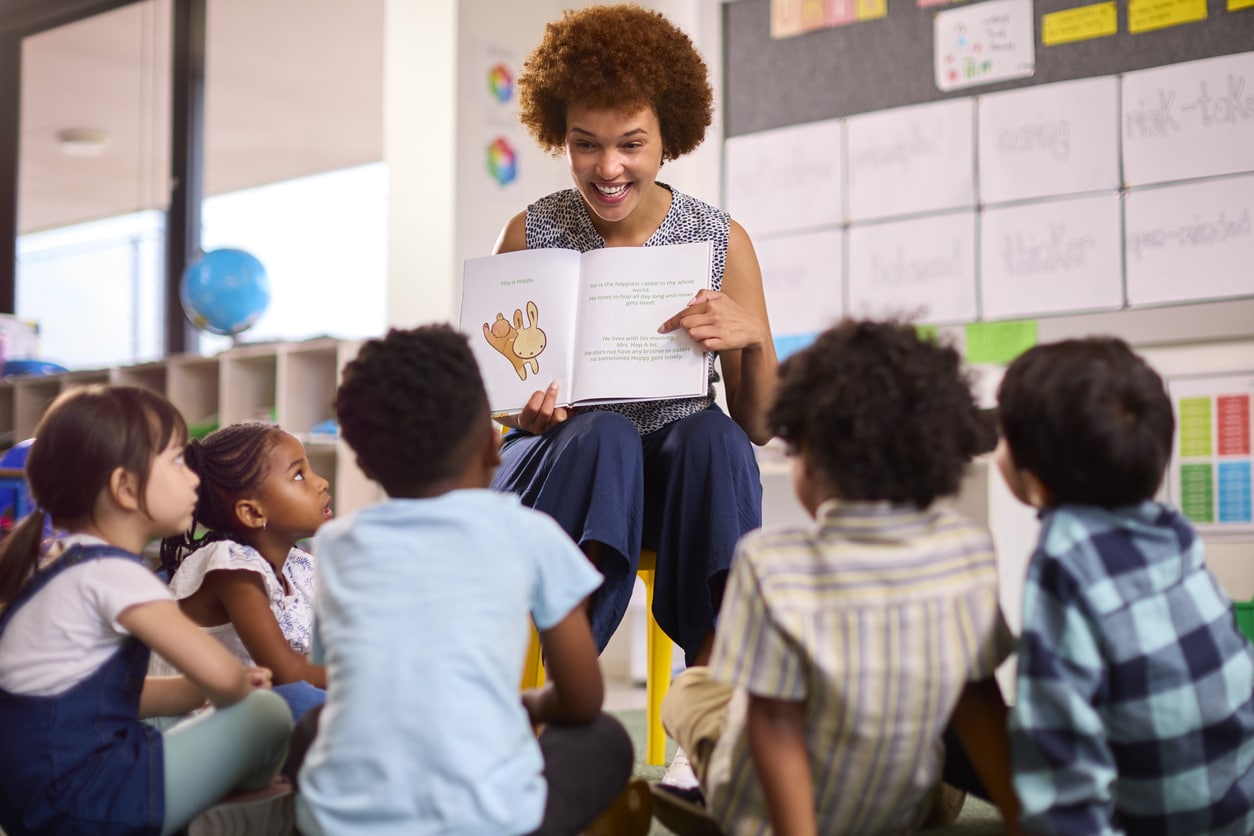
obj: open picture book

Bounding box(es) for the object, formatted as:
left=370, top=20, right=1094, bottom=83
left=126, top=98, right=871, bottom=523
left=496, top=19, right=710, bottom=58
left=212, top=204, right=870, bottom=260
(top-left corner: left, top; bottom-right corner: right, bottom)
left=460, top=241, right=713, bottom=416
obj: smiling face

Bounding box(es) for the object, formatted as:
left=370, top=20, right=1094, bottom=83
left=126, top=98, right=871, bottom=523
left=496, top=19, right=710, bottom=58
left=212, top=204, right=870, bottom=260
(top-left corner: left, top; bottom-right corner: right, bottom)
left=255, top=432, right=333, bottom=542
left=565, top=102, right=668, bottom=239
left=145, top=435, right=200, bottom=537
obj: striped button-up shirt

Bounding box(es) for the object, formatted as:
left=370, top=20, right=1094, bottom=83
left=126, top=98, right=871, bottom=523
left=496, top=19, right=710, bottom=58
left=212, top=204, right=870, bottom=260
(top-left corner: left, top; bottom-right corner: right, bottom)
left=1010, top=501, right=1254, bottom=835
left=706, top=500, right=1012, bottom=835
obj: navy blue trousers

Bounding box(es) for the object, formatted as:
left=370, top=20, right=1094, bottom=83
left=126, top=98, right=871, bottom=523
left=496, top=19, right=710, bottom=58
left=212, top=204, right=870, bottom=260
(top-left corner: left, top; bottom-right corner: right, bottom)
left=492, top=407, right=762, bottom=664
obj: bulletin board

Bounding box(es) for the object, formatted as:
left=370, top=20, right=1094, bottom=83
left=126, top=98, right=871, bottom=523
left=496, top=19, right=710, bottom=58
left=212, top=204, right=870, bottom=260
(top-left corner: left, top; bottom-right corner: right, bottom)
left=720, top=0, right=1254, bottom=360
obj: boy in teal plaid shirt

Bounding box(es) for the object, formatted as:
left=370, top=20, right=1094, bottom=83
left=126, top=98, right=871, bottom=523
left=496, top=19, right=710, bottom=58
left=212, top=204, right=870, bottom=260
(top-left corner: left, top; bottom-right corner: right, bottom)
left=996, top=337, right=1254, bottom=835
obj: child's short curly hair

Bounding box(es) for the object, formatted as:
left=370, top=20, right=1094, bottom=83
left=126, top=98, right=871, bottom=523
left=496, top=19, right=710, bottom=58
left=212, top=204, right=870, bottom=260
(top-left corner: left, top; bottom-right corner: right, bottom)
left=769, top=320, right=986, bottom=508
left=518, top=3, right=713, bottom=161
left=335, top=325, right=489, bottom=497
left=997, top=337, right=1173, bottom=507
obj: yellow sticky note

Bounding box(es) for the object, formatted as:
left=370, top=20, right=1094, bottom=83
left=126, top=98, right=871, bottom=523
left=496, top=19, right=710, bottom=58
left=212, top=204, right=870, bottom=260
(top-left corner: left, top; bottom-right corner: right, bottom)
left=856, top=0, right=888, bottom=20
left=1230, top=0, right=1254, bottom=11
left=1128, top=0, right=1207, bottom=33
left=965, top=320, right=1038, bottom=365
left=1042, top=2, right=1118, bottom=44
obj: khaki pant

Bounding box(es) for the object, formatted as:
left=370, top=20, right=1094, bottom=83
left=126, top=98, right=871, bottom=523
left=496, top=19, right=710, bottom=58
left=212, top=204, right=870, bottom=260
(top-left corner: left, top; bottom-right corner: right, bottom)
left=659, top=666, right=735, bottom=786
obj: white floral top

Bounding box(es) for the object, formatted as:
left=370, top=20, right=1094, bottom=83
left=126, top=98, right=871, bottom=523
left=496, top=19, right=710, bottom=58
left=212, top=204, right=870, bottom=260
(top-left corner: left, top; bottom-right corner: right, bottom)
left=149, top=540, right=316, bottom=674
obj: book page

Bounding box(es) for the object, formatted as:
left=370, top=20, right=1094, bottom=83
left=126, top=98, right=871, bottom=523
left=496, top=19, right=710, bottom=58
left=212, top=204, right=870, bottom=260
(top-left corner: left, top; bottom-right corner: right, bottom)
left=570, top=241, right=711, bottom=405
left=460, top=248, right=582, bottom=414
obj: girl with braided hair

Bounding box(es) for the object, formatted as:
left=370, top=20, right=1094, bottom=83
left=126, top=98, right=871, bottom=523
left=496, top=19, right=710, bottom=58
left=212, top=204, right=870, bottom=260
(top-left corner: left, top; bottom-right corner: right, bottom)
left=153, top=422, right=333, bottom=721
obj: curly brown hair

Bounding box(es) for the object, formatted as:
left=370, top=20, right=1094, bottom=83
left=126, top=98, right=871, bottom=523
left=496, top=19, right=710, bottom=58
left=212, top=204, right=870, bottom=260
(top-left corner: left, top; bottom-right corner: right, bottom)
left=518, top=4, right=713, bottom=161
left=769, top=320, right=987, bottom=508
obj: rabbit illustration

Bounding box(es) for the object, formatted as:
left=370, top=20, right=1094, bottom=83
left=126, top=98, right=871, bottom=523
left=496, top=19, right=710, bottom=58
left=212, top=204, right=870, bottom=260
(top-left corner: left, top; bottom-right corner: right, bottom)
left=511, top=301, right=546, bottom=379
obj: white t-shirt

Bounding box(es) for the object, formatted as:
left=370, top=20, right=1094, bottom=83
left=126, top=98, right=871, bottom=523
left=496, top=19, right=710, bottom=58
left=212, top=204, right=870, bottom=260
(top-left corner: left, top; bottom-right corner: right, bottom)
left=0, top=533, right=172, bottom=696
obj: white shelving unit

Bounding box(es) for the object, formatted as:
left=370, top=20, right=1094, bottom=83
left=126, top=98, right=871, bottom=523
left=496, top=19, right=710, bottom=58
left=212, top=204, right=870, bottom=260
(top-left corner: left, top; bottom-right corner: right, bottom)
left=0, top=338, right=381, bottom=516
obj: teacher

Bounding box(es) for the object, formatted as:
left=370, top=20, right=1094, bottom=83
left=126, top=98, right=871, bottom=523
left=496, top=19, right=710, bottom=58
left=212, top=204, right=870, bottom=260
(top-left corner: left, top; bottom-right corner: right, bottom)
left=492, top=4, right=777, bottom=675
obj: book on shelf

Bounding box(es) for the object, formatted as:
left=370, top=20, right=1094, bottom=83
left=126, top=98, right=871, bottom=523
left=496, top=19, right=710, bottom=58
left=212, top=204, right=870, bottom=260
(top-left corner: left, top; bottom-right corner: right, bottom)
left=460, top=241, right=712, bottom=416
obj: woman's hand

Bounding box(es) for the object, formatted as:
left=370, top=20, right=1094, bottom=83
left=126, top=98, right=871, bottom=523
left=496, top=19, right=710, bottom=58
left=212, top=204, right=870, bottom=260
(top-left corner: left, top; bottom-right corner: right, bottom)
left=515, top=380, right=570, bottom=434
left=658, top=288, right=770, bottom=353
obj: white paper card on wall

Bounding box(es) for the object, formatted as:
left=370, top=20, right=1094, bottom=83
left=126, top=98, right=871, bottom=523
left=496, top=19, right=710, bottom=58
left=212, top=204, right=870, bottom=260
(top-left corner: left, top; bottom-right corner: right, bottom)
left=847, top=211, right=977, bottom=323
left=755, top=229, right=844, bottom=358
left=980, top=193, right=1123, bottom=318
left=723, top=120, right=844, bottom=238
left=1122, top=52, right=1254, bottom=188
left=978, top=77, right=1120, bottom=205
left=846, top=99, right=975, bottom=222
left=1125, top=174, right=1254, bottom=306
left=934, top=0, right=1036, bottom=93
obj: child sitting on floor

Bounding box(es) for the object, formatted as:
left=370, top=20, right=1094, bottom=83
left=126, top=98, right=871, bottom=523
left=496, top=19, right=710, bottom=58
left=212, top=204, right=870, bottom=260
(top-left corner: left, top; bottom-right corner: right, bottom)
left=996, top=336, right=1254, bottom=834
left=155, top=422, right=332, bottom=721
left=292, top=325, right=649, bottom=836
left=656, top=319, right=1022, bottom=835
left=0, top=385, right=290, bottom=836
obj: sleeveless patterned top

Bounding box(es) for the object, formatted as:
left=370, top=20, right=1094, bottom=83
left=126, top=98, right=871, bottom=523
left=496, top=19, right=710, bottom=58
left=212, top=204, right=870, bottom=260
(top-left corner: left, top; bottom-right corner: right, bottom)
left=524, top=184, right=728, bottom=435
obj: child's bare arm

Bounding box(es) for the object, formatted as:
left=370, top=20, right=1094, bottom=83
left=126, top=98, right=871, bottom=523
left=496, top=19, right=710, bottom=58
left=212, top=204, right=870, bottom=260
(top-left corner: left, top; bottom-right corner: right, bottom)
left=747, top=694, right=817, bottom=836
left=119, top=600, right=255, bottom=708
left=526, top=601, right=602, bottom=726
left=138, top=675, right=205, bottom=718
left=951, top=677, right=1022, bottom=835
left=212, top=569, right=327, bottom=688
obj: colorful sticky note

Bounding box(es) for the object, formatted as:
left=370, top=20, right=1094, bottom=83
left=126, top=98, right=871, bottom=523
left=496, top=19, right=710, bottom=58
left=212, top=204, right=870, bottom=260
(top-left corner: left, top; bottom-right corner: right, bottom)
left=1231, top=0, right=1254, bottom=10
left=964, top=320, right=1038, bottom=364
left=856, top=0, right=888, bottom=20
left=1042, top=1, right=1118, bottom=44
left=1128, top=0, right=1207, bottom=33
left=916, top=324, right=941, bottom=343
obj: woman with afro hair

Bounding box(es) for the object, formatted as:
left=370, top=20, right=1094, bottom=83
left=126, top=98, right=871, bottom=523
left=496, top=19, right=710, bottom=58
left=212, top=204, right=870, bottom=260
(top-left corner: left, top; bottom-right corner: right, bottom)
left=491, top=1, right=777, bottom=755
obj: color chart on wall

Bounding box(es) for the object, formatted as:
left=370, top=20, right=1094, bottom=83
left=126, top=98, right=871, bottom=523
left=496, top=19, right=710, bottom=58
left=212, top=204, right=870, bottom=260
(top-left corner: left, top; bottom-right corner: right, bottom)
left=1166, top=372, right=1254, bottom=535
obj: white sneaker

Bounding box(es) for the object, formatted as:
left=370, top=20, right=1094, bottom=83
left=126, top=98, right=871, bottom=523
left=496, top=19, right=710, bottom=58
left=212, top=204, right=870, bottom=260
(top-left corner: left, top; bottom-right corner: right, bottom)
left=660, top=746, right=700, bottom=790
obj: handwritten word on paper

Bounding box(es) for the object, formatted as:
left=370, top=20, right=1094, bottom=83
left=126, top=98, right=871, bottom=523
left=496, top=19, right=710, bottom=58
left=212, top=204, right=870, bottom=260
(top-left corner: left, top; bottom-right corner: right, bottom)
left=1041, top=1, right=1117, bottom=45
left=980, top=195, right=1123, bottom=318
left=848, top=212, right=977, bottom=324
left=846, top=99, right=975, bottom=221
left=934, top=0, right=1036, bottom=93
left=1125, top=174, right=1254, bottom=306
left=724, top=120, right=844, bottom=237
left=1122, top=52, right=1254, bottom=187
left=1128, top=0, right=1206, bottom=33
left=978, top=77, right=1119, bottom=204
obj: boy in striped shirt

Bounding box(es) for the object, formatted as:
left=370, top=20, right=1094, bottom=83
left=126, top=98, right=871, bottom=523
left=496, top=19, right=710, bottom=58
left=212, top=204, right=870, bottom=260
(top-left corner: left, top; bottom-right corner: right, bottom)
left=656, top=319, right=1022, bottom=835
left=997, top=337, right=1254, bottom=834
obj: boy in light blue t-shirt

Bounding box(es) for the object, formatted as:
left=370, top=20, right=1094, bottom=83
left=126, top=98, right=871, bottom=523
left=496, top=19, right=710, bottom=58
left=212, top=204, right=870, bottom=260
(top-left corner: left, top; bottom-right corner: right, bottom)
left=291, top=325, right=649, bottom=836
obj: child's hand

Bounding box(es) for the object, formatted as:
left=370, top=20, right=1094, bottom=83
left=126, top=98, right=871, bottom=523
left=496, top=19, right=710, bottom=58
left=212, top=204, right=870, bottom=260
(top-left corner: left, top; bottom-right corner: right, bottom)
left=245, top=666, right=274, bottom=689
left=521, top=687, right=549, bottom=729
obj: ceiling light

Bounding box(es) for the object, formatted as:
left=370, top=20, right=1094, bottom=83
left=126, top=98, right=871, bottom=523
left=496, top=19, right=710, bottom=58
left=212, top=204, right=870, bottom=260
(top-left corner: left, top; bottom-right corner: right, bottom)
left=55, top=128, right=110, bottom=157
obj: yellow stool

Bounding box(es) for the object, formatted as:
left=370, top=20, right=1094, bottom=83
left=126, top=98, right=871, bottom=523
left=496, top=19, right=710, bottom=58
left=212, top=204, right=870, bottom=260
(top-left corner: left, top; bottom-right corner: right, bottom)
left=522, top=549, right=672, bottom=766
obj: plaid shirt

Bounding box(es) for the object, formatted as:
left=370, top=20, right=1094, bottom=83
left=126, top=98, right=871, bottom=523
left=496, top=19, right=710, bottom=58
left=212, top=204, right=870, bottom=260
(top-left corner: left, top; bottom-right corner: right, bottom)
left=1010, top=501, right=1254, bottom=836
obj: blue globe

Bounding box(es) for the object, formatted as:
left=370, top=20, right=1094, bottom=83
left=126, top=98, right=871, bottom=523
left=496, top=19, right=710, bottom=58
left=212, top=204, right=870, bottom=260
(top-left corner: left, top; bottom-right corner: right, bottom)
left=180, top=248, right=271, bottom=336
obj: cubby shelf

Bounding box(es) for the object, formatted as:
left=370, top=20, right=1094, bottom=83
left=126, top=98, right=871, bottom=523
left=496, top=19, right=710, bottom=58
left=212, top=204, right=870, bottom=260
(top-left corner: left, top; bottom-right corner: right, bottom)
left=0, top=338, right=382, bottom=516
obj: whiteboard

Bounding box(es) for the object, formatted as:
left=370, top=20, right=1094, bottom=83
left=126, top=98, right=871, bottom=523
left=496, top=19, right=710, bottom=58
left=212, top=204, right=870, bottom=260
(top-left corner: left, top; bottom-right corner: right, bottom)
left=755, top=229, right=845, bottom=343
left=847, top=211, right=977, bottom=323
left=1125, top=174, right=1254, bottom=306
left=980, top=193, right=1123, bottom=318
left=1122, top=52, right=1254, bottom=188
left=978, top=76, right=1120, bottom=205
left=723, top=119, right=844, bottom=238
left=846, top=99, right=976, bottom=222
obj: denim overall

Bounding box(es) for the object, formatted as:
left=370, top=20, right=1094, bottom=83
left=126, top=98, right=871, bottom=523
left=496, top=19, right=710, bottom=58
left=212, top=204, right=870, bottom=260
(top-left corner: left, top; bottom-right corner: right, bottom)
left=0, top=544, right=164, bottom=835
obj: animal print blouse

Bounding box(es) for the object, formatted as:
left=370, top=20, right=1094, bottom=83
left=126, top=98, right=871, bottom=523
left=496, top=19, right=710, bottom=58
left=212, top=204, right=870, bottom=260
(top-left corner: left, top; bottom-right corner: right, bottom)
left=523, top=184, right=728, bottom=435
